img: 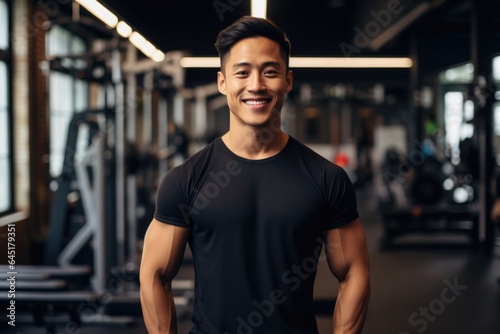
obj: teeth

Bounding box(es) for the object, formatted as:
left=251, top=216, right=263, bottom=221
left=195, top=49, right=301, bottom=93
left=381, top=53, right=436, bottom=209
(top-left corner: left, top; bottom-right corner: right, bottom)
left=245, top=100, right=268, bottom=105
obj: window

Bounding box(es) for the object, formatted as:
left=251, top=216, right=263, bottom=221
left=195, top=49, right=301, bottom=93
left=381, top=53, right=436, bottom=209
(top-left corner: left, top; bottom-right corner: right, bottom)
left=444, top=92, right=464, bottom=165
left=494, top=104, right=500, bottom=136
left=0, top=0, right=11, bottom=213
left=0, top=0, right=7, bottom=49
left=438, top=63, right=474, bottom=85
left=493, top=56, right=500, bottom=83
left=493, top=55, right=500, bottom=164
left=439, top=63, right=474, bottom=166
left=47, top=26, right=88, bottom=177
left=0, top=62, right=10, bottom=212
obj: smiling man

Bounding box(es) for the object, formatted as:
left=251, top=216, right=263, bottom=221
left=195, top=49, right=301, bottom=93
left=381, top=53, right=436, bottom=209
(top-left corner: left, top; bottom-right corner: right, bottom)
left=140, top=16, right=370, bottom=334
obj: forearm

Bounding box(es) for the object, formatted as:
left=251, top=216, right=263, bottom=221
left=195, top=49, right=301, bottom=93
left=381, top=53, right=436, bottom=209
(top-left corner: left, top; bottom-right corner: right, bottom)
left=333, top=274, right=370, bottom=334
left=140, top=274, right=177, bottom=334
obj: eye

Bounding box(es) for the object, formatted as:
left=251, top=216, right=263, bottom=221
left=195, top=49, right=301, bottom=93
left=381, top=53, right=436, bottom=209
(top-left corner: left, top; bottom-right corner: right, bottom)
left=235, top=71, right=248, bottom=76
left=264, top=69, right=279, bottom=76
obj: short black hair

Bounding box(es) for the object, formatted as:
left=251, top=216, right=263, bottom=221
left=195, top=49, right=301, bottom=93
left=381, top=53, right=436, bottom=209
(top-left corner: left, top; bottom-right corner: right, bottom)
left=214, top=16, right=291, bottom=71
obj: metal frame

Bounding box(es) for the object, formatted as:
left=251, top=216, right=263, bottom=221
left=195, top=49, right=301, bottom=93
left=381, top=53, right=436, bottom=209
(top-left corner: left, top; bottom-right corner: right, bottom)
left=58, top=130, right=106, bottom=292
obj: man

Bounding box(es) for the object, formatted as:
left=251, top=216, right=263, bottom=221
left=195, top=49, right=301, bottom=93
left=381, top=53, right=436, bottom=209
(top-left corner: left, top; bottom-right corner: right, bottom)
left=140, top=16, right=370, bottom=334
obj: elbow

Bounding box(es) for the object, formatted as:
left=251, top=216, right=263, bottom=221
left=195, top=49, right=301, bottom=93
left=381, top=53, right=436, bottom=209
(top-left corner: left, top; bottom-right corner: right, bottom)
left=338, top=267, right=370, bottom=296
left=139, top=267, right=171, bottom=290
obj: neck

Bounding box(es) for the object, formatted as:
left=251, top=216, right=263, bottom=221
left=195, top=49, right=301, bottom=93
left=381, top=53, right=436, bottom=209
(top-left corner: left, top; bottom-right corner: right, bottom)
left=222, top=119, right=288, bottom=160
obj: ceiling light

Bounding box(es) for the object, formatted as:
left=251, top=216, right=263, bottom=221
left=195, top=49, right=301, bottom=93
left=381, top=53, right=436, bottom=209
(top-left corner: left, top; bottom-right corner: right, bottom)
left=152, top=50, right=165, bottom=63
left=290, top=57, right=413, bottom=68
left=75, top=1, right=164, bottom=63
left=116, top=21, right=132, bottom=38
left=129, top=32, right=156, bottom=57
left=179, top=57, right=413, bottom=68
left=129, top=32, right=165, bottom=62
left=75, top=0, right=118, bottom=28
left=251, top=0, right=267, bottom=18
left=180, top=57, right=221, bottom=68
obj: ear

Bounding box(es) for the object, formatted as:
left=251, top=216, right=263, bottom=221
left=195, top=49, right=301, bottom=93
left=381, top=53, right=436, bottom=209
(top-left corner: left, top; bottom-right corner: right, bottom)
left=217, top=71, right=227, bottom=95
left=285, top=70, right=293, bottom=93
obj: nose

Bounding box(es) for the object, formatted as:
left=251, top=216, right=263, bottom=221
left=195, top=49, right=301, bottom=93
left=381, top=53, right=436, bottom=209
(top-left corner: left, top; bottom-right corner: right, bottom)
left=248, top=72, right=265, bottom=93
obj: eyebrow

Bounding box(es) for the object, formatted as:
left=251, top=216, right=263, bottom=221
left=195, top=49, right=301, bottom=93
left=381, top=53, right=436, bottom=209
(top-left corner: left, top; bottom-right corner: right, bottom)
left=232, top=61, right=282, bottom=69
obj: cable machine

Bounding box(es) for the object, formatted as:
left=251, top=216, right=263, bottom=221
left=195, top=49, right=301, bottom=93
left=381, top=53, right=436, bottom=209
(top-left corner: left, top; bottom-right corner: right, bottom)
left=0, top=6, right=195, bottom=330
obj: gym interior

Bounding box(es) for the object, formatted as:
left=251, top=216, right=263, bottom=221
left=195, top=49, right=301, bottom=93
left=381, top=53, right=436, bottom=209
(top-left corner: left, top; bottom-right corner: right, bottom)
left=1, top=0, right=500, bottom=333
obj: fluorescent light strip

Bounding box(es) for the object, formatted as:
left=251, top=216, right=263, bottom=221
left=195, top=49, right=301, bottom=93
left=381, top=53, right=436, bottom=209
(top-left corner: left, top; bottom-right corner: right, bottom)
left=180, top=57, right=413, bottom=68
left=129, top=31, right=163, bottom=62
left=126, top=27, right=165, bottom=63
left=251, top=0, right=267, bottom=18
left=116, top=21, right=132, bottom=38
left=75, top=0, right=118, bottom=28
left=75, top=1, right=165, bottom=62
left=129, top=32, right=154, bottom=56
left=152, top=50, right=166, bottom=62
left=180, top=57, right=221, bottom=68
left=291, top=57, right=413, bottom=68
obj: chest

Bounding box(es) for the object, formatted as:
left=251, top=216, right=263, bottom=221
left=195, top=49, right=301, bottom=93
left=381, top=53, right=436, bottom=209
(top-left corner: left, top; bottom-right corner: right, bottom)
left=190, top=161, right=324, bottom=235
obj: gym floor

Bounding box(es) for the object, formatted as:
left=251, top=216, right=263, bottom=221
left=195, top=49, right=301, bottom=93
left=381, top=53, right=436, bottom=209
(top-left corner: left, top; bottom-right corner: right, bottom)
left=4, top=185, right=500, bottom=334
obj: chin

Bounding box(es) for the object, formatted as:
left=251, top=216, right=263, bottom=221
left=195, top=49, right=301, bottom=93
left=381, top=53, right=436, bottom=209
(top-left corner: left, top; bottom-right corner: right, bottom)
left=248, top=116, right=277, bottom=129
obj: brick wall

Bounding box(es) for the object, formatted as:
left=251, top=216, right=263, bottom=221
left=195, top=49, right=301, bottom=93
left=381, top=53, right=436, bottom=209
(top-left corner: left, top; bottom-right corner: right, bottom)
left=9, top=0, right=34, bottom=263
left=29, top=0, right=50, bottom=242
left=9, top=0, right=54, bottom=263
left=12, top=0, right=30, bottom=214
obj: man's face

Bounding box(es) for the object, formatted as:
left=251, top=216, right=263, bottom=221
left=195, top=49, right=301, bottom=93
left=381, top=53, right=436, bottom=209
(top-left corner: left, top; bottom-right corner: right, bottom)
left=217, top=37, right=293, bottom=128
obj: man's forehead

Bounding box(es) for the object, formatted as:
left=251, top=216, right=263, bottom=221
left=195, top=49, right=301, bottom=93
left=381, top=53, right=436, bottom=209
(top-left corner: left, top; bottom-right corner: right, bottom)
left=231, top=37, right=279, bottom=52
left=225, top=37, right=283, bottom=64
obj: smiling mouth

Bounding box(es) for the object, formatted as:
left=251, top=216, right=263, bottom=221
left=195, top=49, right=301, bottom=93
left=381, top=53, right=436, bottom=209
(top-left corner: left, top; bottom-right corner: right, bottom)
left=243, top=99, right=272, bottom=106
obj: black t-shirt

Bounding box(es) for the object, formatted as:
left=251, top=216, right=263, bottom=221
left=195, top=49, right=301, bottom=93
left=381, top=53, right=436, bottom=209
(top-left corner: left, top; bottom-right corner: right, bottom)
left=154, top=136, right=359, bottom=334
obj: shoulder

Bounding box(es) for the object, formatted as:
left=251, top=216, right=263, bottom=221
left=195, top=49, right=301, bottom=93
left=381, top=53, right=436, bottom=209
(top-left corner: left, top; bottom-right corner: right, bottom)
left=159, top=139, right=220, bottom=188
left=169, top=139, right=219, bottom=173
left=288, top=136, right=347, bottom=176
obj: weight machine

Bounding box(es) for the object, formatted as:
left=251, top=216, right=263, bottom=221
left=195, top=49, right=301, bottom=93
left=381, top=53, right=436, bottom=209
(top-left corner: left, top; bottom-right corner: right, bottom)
left=377, top=142, right=480, bottom=249
left=0, top=9, right=195, bottom=331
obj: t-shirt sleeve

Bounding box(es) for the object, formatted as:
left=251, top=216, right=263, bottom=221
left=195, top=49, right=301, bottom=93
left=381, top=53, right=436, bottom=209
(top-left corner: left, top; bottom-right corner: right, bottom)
left=154, top=166, right=193, bottom=227
left=322, top=162, right=359, bottom=230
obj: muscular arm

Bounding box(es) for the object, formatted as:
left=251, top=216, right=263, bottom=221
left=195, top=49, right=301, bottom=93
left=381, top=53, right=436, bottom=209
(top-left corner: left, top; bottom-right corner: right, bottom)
left=139, top=219, right=190, bottom=334
left=323, top=219, right=370, bottom=334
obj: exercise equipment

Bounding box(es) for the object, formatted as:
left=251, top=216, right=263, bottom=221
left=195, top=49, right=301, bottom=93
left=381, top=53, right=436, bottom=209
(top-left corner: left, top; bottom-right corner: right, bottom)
left=44, top=108, right=112, bottom=290
left=0, top=107, right=135, bottom=331
left=6, top=9, right=198, bottom=331
left=378, top=147, right=480, bottom=248
left=0, top=106, right=193, bottom=331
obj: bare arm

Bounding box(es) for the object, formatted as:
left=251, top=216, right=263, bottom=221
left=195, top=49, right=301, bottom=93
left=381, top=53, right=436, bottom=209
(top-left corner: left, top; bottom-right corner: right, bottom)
left=140, top=219, right=190, bottom=334
left=323, top=219, right=370, bottom=334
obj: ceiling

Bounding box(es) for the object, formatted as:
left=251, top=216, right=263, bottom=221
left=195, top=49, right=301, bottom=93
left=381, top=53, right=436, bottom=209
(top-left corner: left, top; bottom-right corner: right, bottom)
left=78, top=0, right=500, bottom=87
